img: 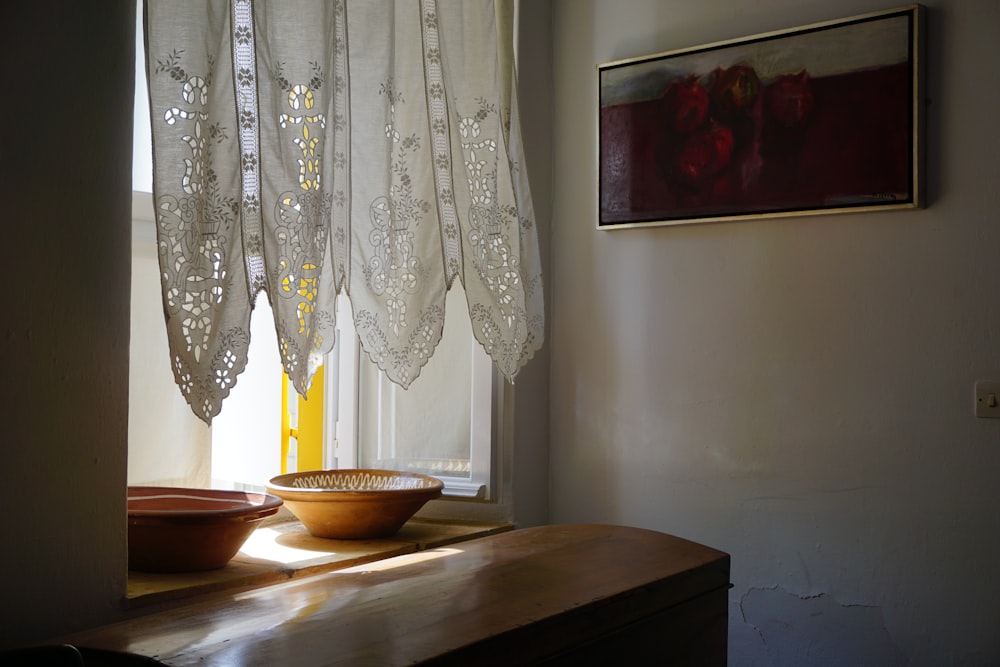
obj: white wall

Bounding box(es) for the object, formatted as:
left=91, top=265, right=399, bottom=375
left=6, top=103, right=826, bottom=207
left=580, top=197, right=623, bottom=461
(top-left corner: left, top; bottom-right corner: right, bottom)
left=509, top=0, right=554, bottom=529
left=0, top=1, right=134, bottom=647
left=132, top=0, right=153, bottom=194
left=547, top=0, right=1000, bottom=664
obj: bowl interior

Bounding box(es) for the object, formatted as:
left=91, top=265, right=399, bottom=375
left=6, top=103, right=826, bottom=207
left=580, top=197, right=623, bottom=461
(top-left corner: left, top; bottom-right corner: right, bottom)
left=268, top=469, right=444, bottom=494
left=127, top=487, right=283, bottom=520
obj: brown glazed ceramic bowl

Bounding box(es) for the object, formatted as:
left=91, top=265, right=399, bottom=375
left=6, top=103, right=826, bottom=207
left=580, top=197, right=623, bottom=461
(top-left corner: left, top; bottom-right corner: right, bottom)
left=266, top=469, right=444, bottom=539
left=127, top=486, right=283, bottom=572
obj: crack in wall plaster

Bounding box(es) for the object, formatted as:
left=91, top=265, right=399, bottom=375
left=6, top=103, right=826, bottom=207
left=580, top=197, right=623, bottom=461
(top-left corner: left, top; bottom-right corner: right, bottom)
left=739, top=586, right=906, bottom=666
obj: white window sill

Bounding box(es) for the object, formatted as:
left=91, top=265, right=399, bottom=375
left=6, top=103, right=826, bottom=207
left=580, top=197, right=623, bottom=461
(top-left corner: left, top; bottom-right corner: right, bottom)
left=127, top=518, right=513, bottom=608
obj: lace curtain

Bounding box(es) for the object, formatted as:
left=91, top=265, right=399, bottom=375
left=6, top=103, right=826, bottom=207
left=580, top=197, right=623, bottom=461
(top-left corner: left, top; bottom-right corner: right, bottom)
left=145, top=0, right=544, bottom=424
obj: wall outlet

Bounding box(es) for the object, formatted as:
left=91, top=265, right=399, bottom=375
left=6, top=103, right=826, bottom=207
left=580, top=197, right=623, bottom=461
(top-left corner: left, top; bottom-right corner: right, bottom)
left=974, top=381, right=1000, bottom=419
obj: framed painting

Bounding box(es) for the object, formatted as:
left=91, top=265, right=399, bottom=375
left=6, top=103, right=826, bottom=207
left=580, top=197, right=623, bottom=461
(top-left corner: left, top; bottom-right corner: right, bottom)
left=598, top=5, right=925, bottom=229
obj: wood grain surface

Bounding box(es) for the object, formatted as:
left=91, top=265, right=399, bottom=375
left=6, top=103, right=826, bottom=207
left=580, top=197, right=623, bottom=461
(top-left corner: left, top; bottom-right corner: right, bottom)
left=62, top=524, right=731, bottom=666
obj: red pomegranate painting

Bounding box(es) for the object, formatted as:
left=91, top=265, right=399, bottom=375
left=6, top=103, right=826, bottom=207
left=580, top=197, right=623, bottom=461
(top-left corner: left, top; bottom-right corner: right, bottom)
left=599, top=6, right=923, bottom=227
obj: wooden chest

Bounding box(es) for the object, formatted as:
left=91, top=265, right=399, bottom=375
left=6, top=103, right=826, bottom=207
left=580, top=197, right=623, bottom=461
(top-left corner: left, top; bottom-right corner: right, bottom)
left=63, top=524, right=731, bottom=665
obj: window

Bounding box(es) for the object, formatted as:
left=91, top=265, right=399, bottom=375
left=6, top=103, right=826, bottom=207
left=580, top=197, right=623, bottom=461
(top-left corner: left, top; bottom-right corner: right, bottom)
left=129, top=2, right=520, bottom=524
left=329, top=287, right=496, bottom=500
left=130, top=191, right=508, bottom=519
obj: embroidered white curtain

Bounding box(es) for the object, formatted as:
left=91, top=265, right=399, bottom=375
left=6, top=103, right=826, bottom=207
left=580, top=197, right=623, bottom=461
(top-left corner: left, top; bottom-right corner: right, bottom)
left=145, top=0, right=543, bottom=424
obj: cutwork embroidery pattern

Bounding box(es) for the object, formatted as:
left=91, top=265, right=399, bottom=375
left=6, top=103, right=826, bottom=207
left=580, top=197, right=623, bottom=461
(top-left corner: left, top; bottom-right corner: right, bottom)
left=421, top=4, right=463, bottom=287
left=153, top=48, right=250, bottom=423
left=272, top=60, right=337, bottom=390
left=146, top=1, right=544, bottom=422
left=422, top=0, right=541, bottom=381
left=355, top=305, right=444, bottom=388
left=330, top=0, right=350, bottom=293
left=231, top=0, right=266, bottom=299
left=460, top=99, right=530, bottom=378
left=364, top=80, right=430, bottom=337
left=356, top=77, right=443, bottom=387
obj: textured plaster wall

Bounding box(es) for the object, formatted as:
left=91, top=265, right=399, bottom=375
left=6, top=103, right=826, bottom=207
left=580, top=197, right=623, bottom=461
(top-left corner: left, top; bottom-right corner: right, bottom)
left=0, top=1, right=135, bottom=647
left=547, top=0, right=1000, bottom=664
left=511, top=0, right=554, bottom=529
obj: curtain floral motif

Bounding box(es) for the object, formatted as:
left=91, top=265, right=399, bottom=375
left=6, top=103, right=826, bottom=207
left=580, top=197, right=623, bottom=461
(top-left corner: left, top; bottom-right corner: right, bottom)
left=146, top=0, right=543, bottom=423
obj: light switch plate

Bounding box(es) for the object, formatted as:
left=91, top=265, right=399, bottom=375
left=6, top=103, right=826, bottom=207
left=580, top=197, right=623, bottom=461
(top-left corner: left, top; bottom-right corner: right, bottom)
left=974, top=381, right=1000, bottom=419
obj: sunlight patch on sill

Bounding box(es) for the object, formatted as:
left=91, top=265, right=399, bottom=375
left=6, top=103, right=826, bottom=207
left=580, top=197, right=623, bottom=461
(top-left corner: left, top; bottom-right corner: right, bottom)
left=336, top=547, right=465, bottom=574
left=126, top=518, right=512, bottom=608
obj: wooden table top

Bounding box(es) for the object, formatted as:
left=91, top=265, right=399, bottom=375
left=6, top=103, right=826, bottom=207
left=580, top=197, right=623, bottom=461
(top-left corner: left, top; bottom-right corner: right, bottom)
left=62, top=523, right=730, bottom=666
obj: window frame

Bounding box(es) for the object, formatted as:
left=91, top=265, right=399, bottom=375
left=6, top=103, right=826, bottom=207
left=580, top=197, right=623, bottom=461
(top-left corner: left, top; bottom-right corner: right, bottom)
left=326, top=292, right=514, bottom=522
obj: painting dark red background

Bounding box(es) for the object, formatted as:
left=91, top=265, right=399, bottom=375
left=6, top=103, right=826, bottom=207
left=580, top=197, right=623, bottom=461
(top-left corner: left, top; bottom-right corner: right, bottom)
left=600, top=63, right=912, bottom=224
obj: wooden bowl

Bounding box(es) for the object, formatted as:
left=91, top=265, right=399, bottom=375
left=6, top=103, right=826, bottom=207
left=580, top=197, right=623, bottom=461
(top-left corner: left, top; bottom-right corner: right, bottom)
left=127, top=486, right=283, bottom=572
left=266, top=469, right=444, bottom=539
